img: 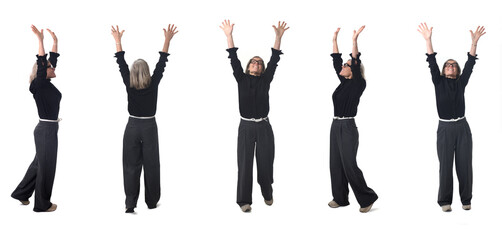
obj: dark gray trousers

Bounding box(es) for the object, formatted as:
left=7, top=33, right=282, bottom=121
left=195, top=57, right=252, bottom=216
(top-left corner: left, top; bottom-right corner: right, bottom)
left=437, top=118, right=473, bottom=206
left=329, top=119, right=378, bottom=208
left=12, top=121, right=58, bottom=212
left=236, top=119, right=274, bottom=206
left=123, top=117, right=160, bottom=209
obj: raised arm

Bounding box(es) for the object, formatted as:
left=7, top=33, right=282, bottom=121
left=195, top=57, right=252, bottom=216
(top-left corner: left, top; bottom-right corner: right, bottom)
left=469, top=26, right=486, bottom=56
left=272, top=21, right=289, bottom=50
left=418, top=22, right=434, bottom=54
left=332, top=28, right=340, bottom=53
left=162, top=24, right=178, bottom=53
left=352, top=25, right=364, bottom=58
left=32, top=25, right=45, bottom=56
left=220, top=20, right=235, bottom=49
left=111, top=25, right=124, bottom=52
left=46, top=28, right=58, bottom=53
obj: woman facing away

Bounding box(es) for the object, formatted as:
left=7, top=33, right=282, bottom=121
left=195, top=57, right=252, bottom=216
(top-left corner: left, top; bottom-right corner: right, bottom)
left=111, top=24, right=178, bottom=213
left=418, top=22, right=485, bottom=212
left=11, top=25, right=60, bottom=212
left=328, top=26, right=378, bottom=213
left=220, top=20, right=288, bottom=212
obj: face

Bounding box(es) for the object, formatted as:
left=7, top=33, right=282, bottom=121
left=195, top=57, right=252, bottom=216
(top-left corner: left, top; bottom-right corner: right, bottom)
left=46, top=63, right=56, bottom=79
left=248, top=57, right=264, bottom=76
left=444, top=60, right=458, bottom=79
left=340, top=60, right=352, bottom=79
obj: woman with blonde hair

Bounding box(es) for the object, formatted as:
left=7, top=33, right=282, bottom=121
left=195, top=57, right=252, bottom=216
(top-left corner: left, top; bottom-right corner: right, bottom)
left=11, top=25, right=60, bottom=212
left=418, top=23, right=485, bottom=212
left=112, top=24, right=178, bottom=213
left=328, top=26, right=378, bottom=213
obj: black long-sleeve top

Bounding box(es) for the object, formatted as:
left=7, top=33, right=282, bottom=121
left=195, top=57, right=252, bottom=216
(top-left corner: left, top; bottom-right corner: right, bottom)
left=331, top=53, right=366, bottom=117
left=426, top=52, right=477, bottom=119
left=227, top=47, right=282, bottom=119
left=30, top=52, right=61, bottom=120
left=115, top=51, right=169, bottom=117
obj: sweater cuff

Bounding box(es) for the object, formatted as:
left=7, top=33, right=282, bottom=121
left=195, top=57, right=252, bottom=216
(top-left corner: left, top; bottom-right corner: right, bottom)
left=226, top=47, right=238, bottom=58
left=467, top=52, right=478, bottom=59
left=114, top=51, right=125, bottom=58
left=426, top=52, right=437, bottom=57
left=271, top=48, right=283, bottom=55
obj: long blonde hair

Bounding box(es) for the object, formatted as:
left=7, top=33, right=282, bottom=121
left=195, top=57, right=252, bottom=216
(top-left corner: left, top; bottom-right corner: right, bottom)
left=130, top=59, right=151, bottom=90
left=29, top=62, right=37, bottom=83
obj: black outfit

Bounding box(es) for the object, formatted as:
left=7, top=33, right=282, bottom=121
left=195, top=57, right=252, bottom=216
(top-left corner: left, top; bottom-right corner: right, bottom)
left=329, top=53, right=378, bottom=208
left=12, top=53, right=61, bottom=212
left=115, top=51, right=169, bottom=209
left=227, top=47, right=282, bottom=206
left=427, top=52, right=475, bottom=206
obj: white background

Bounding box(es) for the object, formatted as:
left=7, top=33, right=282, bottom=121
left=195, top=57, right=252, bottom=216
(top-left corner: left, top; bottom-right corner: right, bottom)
left=1, top=0, right=501, bottom=239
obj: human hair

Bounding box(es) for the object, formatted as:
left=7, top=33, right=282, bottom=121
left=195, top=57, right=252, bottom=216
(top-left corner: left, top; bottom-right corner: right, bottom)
left=29, top=62, right=37, bottom=83
left=441, top=59, right=461, bottom=79
left=245, top=56, right=265, bottom=75
left=130, top=59, right=151, bottom=90
left=359, top=62, right=366, bottom=80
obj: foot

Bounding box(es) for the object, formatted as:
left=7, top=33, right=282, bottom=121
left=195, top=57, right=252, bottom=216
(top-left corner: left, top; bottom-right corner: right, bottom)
left=125, top=208, right=135, bottom=213
left=19, top=200, right=30, bottom=205
left=462, top=205, right=471, bottom=210
left=240, top=204, right=251, bottom=213
left=441, top=205, right=452, bottom=212
left=265, top=198, right=273, bottom=206
left=46, top=204, right=57, bottom=212
left=328, top=201, right=340, bottom=208
left=359, top=203, right=373, bottom=213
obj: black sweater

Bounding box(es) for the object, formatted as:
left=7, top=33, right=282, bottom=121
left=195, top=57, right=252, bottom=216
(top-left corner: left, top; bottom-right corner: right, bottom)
left=331, top=53, right=366, bottom=118
left=227, top=47, right=282, bottom=119
left=426, top=52, right=476, bottom=119
left=30, top=52, right=61, bottom=120
left=115, top=51, right=169, bottom=117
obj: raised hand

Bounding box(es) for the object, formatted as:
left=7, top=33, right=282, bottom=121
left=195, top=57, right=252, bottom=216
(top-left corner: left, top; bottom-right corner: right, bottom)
left=111, top=25, right=125, bottom=43
left=46, top=29, right=57, bottom=43
left=352, top=25, right=365, bottom=42
left=31, top=25, right=44, bottom=41
left=418, top=22, right=433, bottom=40
left=333, top=27, right=341, bottom=42
left=273, top=21, right=289, bottom=38
left=470, top=26, right=486, bottom=44
left=220, top=19, right=234, bottom=37
left=163, top=24, right=178, bottom=41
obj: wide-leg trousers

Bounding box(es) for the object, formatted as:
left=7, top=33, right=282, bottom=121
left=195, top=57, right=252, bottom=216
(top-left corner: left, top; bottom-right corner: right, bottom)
left=236, top=119, right=274, bottom=207
left=329, top=119, right=378, bottom=208
left=123, top=117, right=160, bottom=209
left=437, top=118, right=473, bottom=206
left=12, top=121, right=58, bottom=212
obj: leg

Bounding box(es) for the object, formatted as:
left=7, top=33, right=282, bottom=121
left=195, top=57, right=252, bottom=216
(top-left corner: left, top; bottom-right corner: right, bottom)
left=329, top=120, right=350, bottom=206
left=123, top=120, right=143, bottom=209
left=256, top=120, right=275, bottom=202
left=437, top=122, right=455, bottom=206
left=455, top=121, right=473, bottom=206
left=339, top=120, right=377, bottom=208
left=142, top=120, right=161, bottom=209
left=11, top=156, right=38, bottom=202
left=237, top=121, right=255, bottom=207
left=32, top=123, right=59, bottom=212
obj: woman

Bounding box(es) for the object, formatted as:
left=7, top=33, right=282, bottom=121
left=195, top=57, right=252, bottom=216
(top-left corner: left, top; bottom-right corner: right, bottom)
left=220, top=20, right=288, bottom=212
left=418, top=23, right=485, bottom=212
left=328, top=26, right=378, bottom=213
left=11, top=25, right=60, bottom=212
left=111, top=24, right=178, bottom=213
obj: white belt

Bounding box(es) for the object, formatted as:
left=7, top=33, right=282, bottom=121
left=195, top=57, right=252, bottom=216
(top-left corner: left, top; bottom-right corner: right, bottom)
left=130, top=115, right=155, bottom=119
left=333, top=116, right=354, bottom=120
left=40, top=118, right=62, bottom=122
left=241, top=116, right=268, bottom=122
left=439, top=116, right=465, bottom=122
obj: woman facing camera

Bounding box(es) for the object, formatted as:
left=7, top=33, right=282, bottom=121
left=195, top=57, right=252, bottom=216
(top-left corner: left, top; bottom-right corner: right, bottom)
left=418, top=22, right=485, bottom=212
left=11, top=25, right=61, bottom=212
left=111, top=24, right=178, bottom=213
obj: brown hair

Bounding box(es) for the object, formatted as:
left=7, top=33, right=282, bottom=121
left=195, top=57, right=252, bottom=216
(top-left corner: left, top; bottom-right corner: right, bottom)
left=245, top=56, right=265, bottom=75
